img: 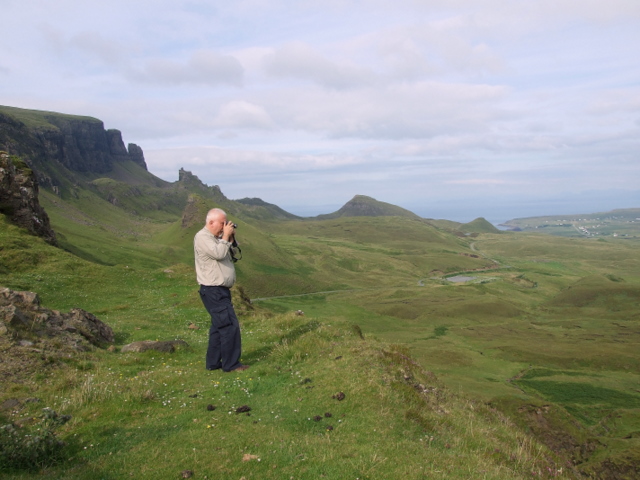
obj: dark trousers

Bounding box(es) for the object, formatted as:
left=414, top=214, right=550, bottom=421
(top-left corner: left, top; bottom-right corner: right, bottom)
left=199, top=285, right=242, bottom=372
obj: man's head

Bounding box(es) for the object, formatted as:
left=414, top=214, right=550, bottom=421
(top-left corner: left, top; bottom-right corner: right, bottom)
left=205, top=208, right=227, bottom=237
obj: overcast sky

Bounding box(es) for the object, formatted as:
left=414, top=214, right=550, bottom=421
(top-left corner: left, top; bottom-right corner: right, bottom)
left=2, top=0, right=639, bottom=222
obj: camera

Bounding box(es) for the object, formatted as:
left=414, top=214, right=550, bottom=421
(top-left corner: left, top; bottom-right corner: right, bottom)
left=227, top=221, right=238, bottom=228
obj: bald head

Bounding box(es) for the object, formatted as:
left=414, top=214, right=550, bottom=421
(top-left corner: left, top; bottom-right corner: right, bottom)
left=206, top=208, right=226, bottom=224
left=205, top=208, right=227, bottom=236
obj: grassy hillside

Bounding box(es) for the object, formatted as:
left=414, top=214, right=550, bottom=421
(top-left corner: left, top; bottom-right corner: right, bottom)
left=1, top=216, right=570, bottom=479
left=0, top=105, right=101, bottom=130
left=255, top=229, right=640, bottom=478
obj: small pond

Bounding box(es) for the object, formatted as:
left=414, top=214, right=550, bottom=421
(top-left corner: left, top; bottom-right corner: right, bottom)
left=447, top=275, right=477, bottom=283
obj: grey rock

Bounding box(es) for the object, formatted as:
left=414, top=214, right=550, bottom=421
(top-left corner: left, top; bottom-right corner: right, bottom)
left=121, top=340, right=189, bottom=353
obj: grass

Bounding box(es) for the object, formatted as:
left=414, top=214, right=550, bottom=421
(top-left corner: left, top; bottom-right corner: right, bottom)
left=0, top=105, right=101, bottom=130
left=1, top=216, right=574, bottom=479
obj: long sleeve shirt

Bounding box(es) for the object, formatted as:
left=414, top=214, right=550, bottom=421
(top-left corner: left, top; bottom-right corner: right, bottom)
left=194, top=227, right=237, bottom=287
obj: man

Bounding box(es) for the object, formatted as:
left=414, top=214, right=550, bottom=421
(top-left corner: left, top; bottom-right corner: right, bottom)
left=194, top=208, right=249, bottom=372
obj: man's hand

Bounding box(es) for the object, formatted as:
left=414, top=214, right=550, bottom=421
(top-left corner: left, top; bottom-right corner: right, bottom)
left=221, top=221, right=236, bottom=242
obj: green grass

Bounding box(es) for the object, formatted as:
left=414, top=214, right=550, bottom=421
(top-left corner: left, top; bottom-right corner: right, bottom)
left=0, top=105, right=101, bottom=130
left=1, top=223, right=568, bottom=478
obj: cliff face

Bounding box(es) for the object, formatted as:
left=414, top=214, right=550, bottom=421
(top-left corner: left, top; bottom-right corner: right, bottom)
left=0, top=108, right=148, bottom=188
left=0, top=152, right=57, bottom=245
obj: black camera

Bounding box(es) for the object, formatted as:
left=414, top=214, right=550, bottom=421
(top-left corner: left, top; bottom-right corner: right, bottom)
left=228, top=222, right=238, bottom=228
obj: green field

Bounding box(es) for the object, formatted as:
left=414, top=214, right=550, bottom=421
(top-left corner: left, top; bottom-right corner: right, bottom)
left=502, top=208, right=640, bottom=238
left=1, top=151, right=640, bottom=478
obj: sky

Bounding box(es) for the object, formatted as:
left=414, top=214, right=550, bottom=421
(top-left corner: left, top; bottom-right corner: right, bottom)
left=1, top=0, right=639, bottom=223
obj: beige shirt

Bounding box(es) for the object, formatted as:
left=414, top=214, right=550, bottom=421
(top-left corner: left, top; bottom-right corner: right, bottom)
left=194, top=227, right=237, bottom=287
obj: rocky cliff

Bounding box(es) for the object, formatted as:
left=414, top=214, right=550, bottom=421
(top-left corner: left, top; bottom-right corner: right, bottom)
left=0, top=106, right=147, bottom=189
left=0, top=151, right=57, bottom=245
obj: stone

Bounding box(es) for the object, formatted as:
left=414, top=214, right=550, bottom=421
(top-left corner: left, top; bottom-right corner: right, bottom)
left=63, top=308, right=115, bottom=345
left=0, top=305, right=29, bottom=327
left=121, top=340, right=189, bottom=353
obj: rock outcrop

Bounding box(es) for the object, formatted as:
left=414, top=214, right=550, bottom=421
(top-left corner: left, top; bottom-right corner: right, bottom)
left=0, top=151, right=57, bottom=245
left=0, top=286, right=114, bottom=382
left=0, top=287, right=114, bottom=348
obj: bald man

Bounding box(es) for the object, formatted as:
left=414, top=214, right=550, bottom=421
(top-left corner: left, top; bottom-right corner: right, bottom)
left=194, top=208, right=248, bottom=372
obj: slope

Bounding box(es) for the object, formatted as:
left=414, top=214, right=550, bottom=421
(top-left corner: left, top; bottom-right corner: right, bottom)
left=0, top=217, right=572, bottom=479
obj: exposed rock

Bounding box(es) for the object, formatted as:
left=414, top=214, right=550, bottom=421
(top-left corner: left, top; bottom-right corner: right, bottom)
left=121, top=339, right=189, bottom=353
left=106, top=129, right=129, bottom=161
left=0, top=287, right=114, bottom=347
left=127, top=143, right=147, bottom=170
left=0, top=151, right=57, bottom=245
left=0, top=286, right=114, bottom=384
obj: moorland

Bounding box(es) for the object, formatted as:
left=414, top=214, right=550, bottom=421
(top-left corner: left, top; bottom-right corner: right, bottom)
left=1, top=106, right=639, bottom=479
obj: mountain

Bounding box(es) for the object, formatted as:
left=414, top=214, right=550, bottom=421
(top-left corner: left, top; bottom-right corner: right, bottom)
left=316, top=194, right=423, bottom=220
left=460, top=217, right=501, bottom=234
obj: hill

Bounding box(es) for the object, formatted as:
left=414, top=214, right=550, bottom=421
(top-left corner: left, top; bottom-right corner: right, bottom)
left=315, top=194, right=423, bottom=220
left=460, top=217, right=501, bottom=234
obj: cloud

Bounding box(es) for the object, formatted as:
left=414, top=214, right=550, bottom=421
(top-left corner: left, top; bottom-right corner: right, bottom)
left=213, top=101, right=274, bottom=129
left=263, top=41, right=373, bottom=89
left=130, top=50, right=244, bottom=86
left=2, top=0, right=639, bottom=221
left=264, top=81, right=509, bottom=139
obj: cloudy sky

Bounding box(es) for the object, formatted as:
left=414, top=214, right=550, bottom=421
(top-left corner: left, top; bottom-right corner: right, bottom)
left=2, top=0, right=639, bottom=222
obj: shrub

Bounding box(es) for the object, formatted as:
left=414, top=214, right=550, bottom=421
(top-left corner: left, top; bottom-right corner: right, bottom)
left=0, top=408, right=71, bottom=472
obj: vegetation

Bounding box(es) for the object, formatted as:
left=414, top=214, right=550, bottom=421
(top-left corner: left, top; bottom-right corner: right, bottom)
left=501, top=209, right=640, bottom=238
left=0, top=105, right=100, bottom=131
left=0, top=408, right=71, bottom=472
left=1, top=148, right=639, bottom=478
